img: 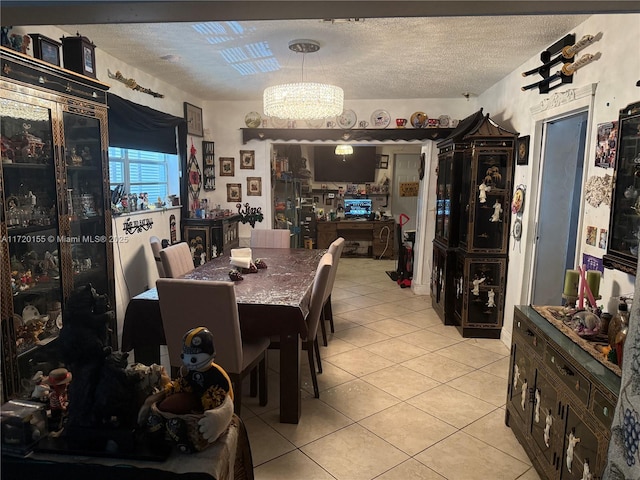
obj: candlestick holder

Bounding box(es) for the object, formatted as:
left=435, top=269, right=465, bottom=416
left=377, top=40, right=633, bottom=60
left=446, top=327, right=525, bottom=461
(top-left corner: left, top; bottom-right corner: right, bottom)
left=562, top=294, right=578, bottom=316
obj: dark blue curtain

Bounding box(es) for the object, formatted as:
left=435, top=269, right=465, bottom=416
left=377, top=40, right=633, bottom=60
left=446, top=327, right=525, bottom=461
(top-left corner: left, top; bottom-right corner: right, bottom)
left=107, top=93, right=186, bottom=154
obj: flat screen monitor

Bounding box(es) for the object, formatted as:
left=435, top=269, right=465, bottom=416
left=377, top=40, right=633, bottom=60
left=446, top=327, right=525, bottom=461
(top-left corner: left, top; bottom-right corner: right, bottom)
left=344, top=198, right=372, bottom=219
left=313, top=146, right=377, bottom=183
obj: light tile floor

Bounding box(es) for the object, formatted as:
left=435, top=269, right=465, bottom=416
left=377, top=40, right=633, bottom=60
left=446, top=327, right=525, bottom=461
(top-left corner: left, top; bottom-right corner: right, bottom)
left=238, top=257, right=542, bottom=480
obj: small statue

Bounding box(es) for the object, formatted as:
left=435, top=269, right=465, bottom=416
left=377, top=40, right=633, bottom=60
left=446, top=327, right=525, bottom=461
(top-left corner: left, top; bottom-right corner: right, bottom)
left=472, top=276, right=486, bottom=296
left=521, top=379, right=528, bottom=411
left=487, top=289, right=496, bottom=308
left=146, top=327, right=234, bottom=453
left=566, top=430, right=581, bottom=473
left=544, top=410, right=553, bottom=447
left=478, top=181, right=491, bottom=203
left=490, top=199, right=502, bottom=222
left=67, top=147, right=83, bottom=166
left=45, top=368, right=72, bottom=430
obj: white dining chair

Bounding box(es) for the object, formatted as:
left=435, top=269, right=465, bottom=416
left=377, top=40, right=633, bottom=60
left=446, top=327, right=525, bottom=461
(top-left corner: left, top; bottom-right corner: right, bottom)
left=250, top=229, right=290, bottom=248
left=269, top=252, right=332, bottom=398
left=156, top=278, right=269, bottom=415
left=149, top=236, right=166, bottom=278
left=159, top=242, right=194, bottom=278
left=320, top=237, right=345, bottom=345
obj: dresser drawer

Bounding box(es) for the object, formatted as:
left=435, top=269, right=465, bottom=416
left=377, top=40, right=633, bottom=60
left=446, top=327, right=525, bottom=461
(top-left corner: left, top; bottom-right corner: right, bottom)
left=592, top=388, right=616, bottom=429
left=512, top=315, right=545, bottom=358
left=544, top=346, right=590, bottom=406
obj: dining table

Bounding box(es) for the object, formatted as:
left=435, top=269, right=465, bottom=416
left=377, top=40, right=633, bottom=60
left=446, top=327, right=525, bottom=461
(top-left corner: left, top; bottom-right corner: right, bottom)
left=121, top=247, right=326, bottom=424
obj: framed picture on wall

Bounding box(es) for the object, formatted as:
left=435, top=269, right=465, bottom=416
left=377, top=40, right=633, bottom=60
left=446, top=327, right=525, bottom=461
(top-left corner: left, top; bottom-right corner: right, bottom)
left=184, top=102, right=203, bottom=137
left=517, top=136, right=530, bottom=166
left=220, top=157, right=234, bottom=176
left=227, top=183, right=242, bottom=202
left=377, top=154, right=389, bottom=169
left=247, top=177, right=261, bottom=196
left=240, top=150, right=255, bottom=169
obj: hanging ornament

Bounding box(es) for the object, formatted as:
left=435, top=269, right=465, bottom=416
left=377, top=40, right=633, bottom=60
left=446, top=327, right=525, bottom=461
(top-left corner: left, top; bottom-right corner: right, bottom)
left=188, top=139, right=202, bottom=211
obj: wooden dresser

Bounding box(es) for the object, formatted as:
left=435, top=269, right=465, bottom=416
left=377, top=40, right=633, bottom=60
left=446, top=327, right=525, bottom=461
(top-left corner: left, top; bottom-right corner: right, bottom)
left=506, top=306, right=621, bottom=479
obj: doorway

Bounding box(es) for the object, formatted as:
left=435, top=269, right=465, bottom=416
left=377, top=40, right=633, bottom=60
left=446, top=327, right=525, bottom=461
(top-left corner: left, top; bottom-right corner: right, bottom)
left=530, top=111, right=588, bottom=306
left=392, top=152, right=421, bottom=232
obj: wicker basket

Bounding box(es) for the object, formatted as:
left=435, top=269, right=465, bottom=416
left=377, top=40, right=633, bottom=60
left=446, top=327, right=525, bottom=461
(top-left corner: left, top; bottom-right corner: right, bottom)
left=151, top=401, right=209, bottom=452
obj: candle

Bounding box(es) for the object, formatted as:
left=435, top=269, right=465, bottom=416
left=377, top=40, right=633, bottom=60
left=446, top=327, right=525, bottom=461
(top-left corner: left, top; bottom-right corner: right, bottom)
left=563, top=269, right=579, bottom=297
left=587, top=270, right=601, bottom=299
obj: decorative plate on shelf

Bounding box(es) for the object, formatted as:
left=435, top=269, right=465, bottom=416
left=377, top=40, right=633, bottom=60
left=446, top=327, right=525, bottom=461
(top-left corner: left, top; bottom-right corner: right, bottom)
left=336, top=109, right=357, bottom=129
left=410, top=112, right=428, bottom=128
left=305, top=118, right=325, bottom=129
left=270, top=117, right=288, bottom=129
left=244, top=112, right=262, bottom=128
left=55, top=312, right=63, bottom=329
left=22, top=305, right=40, bottom=322
left=438, top=115, right=451, bottom=128
left=370, top=109, right=391, bottom=129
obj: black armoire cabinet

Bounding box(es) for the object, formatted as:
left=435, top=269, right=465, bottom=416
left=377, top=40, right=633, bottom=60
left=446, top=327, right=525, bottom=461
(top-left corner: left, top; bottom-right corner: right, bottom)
left=603, top=101, right=640, bottom=275
left=1, top=46, right=115, bottom=400
left=432, top=109, right=517, bottom=337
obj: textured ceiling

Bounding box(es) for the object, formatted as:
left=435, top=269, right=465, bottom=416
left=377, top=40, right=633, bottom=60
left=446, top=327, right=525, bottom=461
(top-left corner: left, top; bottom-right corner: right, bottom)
left=56, top=15, right=593, bottom=101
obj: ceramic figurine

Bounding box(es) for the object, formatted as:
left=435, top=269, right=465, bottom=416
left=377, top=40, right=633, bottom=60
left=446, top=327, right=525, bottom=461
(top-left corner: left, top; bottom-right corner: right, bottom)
left=478, top=181, right=491, bottom=203
left=566, top=430, right=581, bottom=473
left=472, top=276, right=485, bottom=296
left=46, top=368, right=72, bottom=415
left=521, top=379, right=528, bottom=410
left=490, top=199, right=502, bottom=222
left=147, top=327, right=234, bottom=452
left=534, top=388, right=540, bottom=422
left=544, top=410, right=553, bottom=447
left=487, top=289, right=496, bottom=307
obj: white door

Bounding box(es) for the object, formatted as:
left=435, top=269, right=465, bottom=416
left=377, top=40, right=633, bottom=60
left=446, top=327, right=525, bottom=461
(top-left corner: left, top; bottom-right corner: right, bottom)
left=530, top=111, right=588, bottom=305
left=392, top=153, right=421, bottom=232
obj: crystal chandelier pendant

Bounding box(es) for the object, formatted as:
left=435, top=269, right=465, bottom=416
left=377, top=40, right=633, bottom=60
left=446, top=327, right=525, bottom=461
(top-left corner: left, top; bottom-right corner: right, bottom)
left=263, top=40, right=344, bottom=121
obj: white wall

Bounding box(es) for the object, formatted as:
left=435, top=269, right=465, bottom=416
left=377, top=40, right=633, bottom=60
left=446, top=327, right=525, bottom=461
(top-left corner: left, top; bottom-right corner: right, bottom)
left=476, top=13, right=639, bottom=344
left=111, top=208, right=181, bottom=346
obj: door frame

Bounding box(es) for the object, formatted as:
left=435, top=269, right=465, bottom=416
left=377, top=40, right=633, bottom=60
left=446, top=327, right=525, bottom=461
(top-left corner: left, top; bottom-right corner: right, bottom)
left=521, top=84, right=598, bottom=304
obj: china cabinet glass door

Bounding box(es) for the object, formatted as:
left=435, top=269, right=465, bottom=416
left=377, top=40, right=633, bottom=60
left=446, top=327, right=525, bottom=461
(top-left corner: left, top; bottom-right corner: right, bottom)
left=1, top=97, right=64, bottom=377
left=62, top=111, right=110, bottom=294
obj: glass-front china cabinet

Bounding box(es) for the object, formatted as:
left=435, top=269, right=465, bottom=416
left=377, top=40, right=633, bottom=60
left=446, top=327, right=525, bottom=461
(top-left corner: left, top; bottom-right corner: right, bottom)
left=1, top=46, right=115, bottom=400
left=604, top=101, right=640, bottom=275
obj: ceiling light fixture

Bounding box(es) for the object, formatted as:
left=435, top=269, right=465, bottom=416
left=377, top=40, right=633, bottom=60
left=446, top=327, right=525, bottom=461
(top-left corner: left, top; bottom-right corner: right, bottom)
left=335, top=144, right=353, bottom=161
left=263, top=39, right=343, bottom=120
left=334, top=144, right=353, bottom=156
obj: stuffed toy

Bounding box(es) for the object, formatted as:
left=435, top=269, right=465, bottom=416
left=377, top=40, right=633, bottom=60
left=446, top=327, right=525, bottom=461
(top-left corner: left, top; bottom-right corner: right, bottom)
left=144, top=327, right=234, bottom=452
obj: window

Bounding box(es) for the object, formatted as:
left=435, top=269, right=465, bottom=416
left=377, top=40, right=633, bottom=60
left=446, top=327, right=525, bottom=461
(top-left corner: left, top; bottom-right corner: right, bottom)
left=109, top=147, right=180, bottom=204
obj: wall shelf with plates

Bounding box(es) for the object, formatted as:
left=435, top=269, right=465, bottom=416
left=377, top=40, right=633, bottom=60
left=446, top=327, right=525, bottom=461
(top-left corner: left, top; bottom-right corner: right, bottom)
left=241, top=127, right=454, bottom=144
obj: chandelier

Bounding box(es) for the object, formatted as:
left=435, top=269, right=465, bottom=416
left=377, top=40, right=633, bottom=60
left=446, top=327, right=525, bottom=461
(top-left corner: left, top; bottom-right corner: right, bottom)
left=263, top=40, right=343, bottom=121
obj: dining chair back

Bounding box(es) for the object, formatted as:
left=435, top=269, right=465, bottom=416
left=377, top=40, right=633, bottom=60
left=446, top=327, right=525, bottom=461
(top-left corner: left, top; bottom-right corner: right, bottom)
left=250, top=229, right=290, bottom=248
left=156, top=278, right=269, bottom=414
left=319, top=237, right=345, bottom=345
left=149, top=236, right=166, bottom=278
left=159, top=242, right=194, bottom=278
